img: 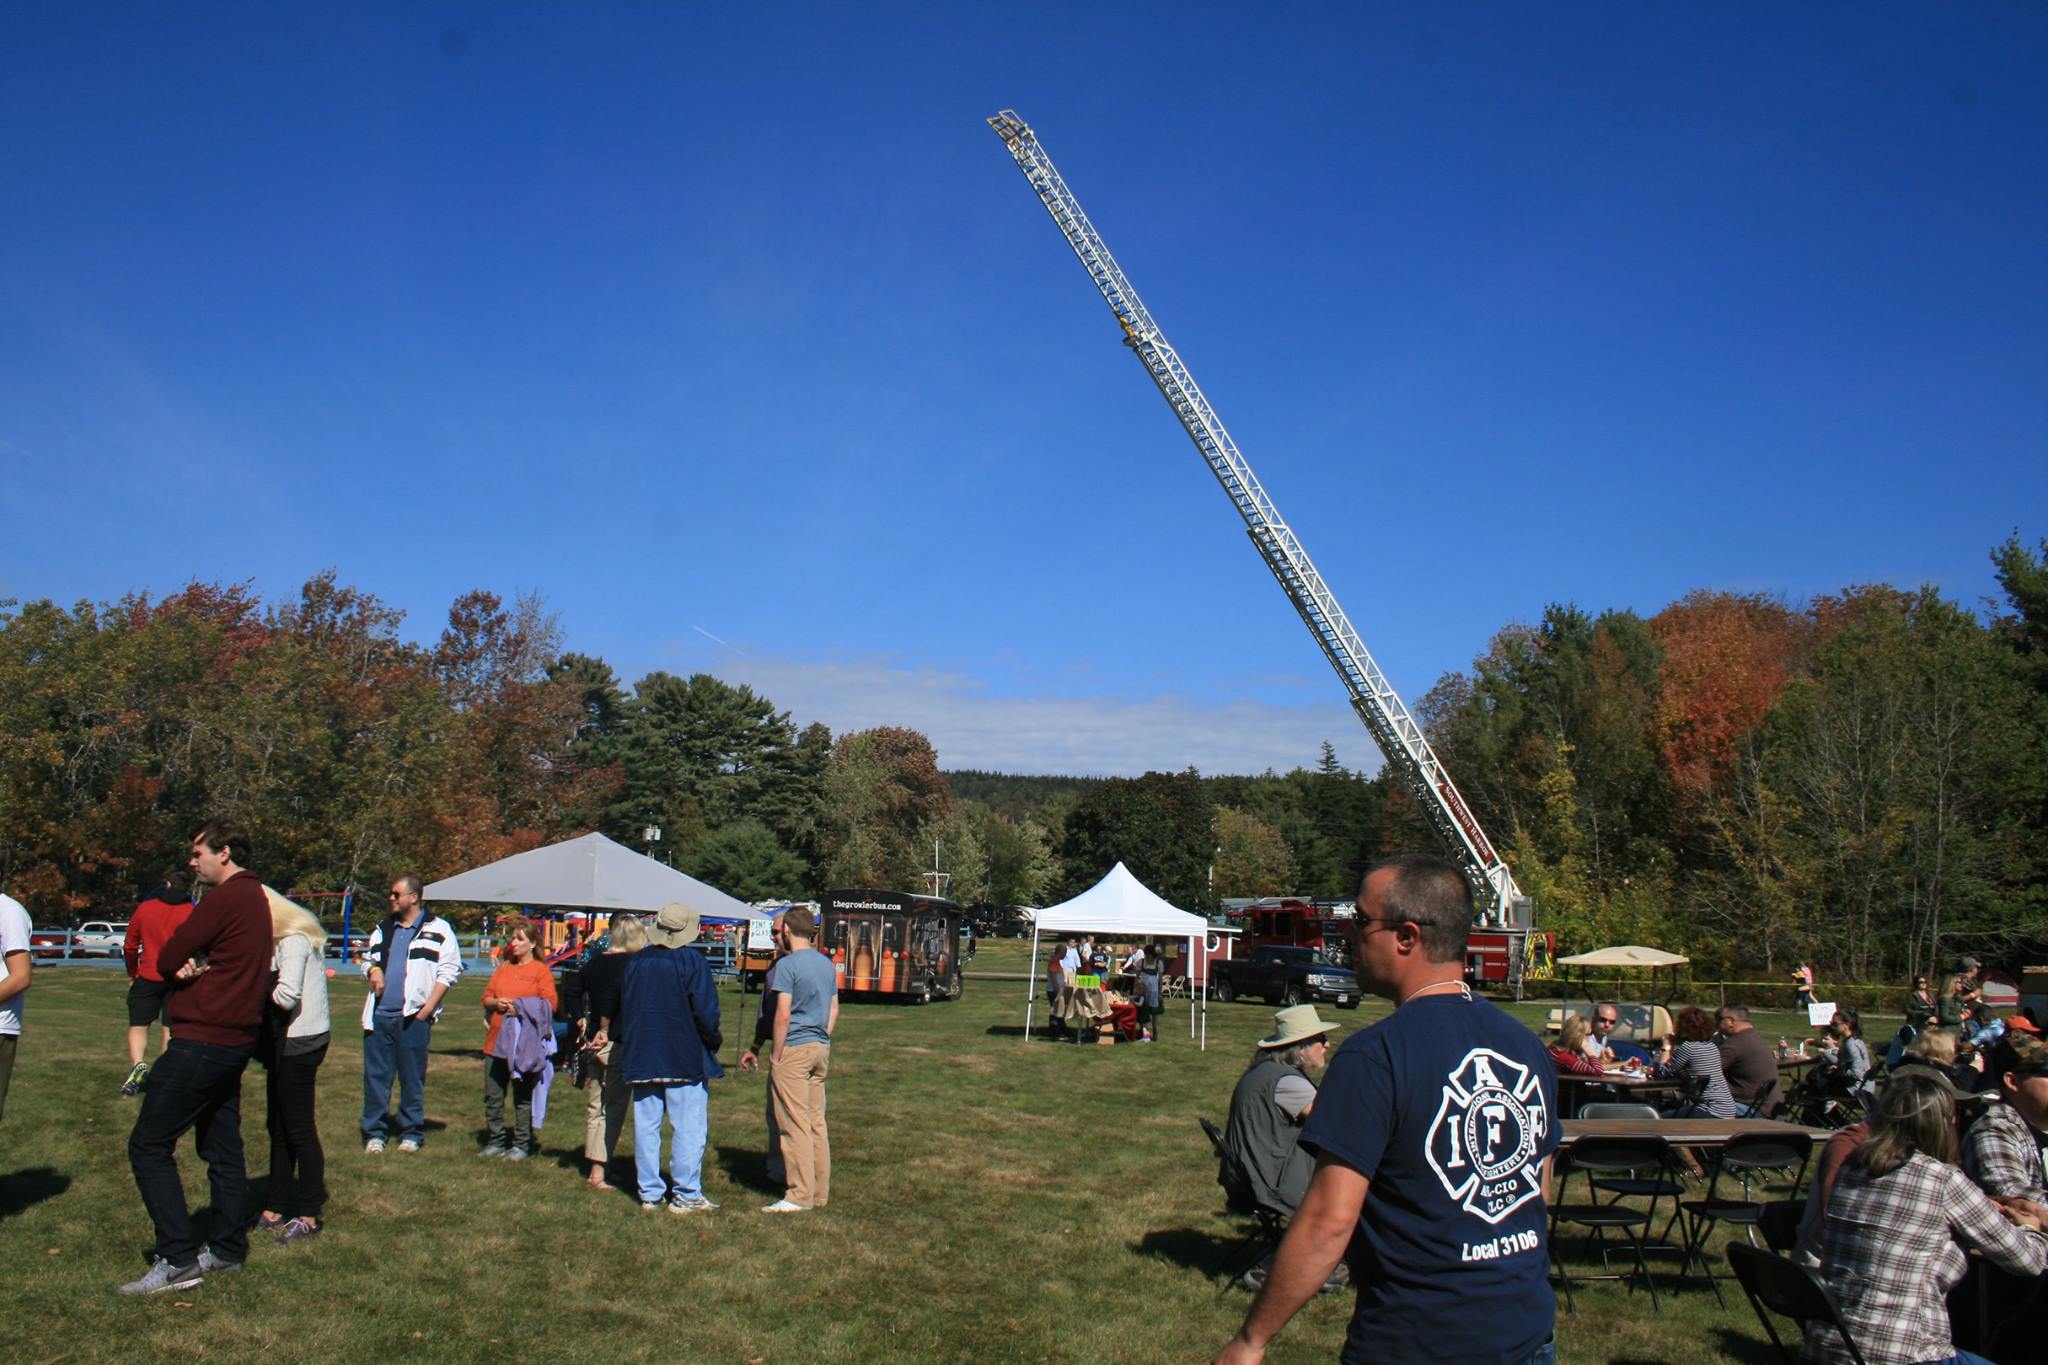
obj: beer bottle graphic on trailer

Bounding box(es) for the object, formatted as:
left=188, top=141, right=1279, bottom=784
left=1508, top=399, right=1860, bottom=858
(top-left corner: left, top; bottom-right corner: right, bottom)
left=852, top=921, right=876, bottom=990
left=879, top=921, right=899, bottom=993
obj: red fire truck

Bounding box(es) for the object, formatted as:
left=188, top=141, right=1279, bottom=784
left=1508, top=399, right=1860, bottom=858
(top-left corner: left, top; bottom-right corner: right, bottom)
left=1231, top=897, right=1553, bottom=986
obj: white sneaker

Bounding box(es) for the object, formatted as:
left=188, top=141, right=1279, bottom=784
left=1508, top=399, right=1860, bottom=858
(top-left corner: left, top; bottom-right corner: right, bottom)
left=760, top=1199, right=809, bottom=1213
left=363, top=1137, right=386, bottom=1155
left=397, top=1138, right=421, bottom=1153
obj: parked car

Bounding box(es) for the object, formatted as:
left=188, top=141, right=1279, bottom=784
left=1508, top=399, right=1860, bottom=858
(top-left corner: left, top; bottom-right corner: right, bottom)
left=73, top=920, right=129, bottom=957
left=1208, top=943, right=1359, bottom=1009
left=31, top=926, right=76, bottom=959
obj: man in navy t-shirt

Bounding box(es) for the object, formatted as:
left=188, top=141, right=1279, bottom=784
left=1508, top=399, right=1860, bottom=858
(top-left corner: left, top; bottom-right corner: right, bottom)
left=1216, top=854, right=1559, bottom=1365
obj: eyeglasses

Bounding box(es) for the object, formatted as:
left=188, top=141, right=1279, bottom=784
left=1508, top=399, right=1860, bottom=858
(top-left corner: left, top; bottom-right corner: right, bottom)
left=1354, top=916, right=1443, bottom=933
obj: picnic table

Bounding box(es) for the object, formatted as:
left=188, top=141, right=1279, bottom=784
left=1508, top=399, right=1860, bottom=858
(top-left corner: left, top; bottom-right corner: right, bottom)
left=1558, top=1116, right=1830, bottom=1150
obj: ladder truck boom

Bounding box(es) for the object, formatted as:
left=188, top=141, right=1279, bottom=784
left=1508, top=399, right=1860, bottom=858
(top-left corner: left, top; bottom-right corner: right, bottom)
left=987, top=109, right=1530, bottom=932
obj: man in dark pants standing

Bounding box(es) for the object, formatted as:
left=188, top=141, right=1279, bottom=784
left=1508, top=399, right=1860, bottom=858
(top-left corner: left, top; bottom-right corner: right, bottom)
left=121, top=819, right=272, bottom=1294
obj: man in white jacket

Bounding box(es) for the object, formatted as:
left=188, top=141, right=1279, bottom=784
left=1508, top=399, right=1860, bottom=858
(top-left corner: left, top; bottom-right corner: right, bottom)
left=358, top=876, right=463, bottom=1153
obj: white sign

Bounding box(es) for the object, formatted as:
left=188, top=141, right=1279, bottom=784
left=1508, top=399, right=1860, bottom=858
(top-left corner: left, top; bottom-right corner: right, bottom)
left=1807, top=1001, right=1837, bottom=1028
left=746, top=918, right=774, bottom=951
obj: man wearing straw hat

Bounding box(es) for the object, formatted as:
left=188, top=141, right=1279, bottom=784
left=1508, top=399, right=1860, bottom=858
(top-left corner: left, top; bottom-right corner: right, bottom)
left=612, top=901, right=723, bottom=1214
left=1225, top=1005, right=1339, bottom=1221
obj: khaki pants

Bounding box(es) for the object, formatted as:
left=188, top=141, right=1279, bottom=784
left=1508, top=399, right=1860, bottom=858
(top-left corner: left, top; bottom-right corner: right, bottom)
left=583, top=1042, right=628, bottom=1164
left=769, top=1042, right=830, bottom=1208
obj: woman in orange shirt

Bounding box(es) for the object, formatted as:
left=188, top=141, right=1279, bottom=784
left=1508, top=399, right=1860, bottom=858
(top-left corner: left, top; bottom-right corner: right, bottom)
left=480, top=918, right=558, bottom=1160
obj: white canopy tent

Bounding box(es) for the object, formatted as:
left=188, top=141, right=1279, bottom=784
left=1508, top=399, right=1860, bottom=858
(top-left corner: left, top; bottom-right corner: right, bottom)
left=1026, top=861, right=1222, bottom=1049
left=423, top=832, right=766, bottom=922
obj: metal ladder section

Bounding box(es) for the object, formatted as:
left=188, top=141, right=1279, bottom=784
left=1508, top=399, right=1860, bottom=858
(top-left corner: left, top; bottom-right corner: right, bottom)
left=987, top=109, right=1527, bottom=931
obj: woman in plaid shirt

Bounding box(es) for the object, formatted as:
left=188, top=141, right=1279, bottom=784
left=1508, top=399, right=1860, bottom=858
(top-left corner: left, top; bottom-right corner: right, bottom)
left=1809, top=1071, right=2048, bottom=1365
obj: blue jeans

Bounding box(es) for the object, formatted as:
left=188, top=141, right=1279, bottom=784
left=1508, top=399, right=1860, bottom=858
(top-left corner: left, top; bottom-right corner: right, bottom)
left=631, top=1082, right=707, bottom=1204
left=361, top=1011, right=433, bottom=1142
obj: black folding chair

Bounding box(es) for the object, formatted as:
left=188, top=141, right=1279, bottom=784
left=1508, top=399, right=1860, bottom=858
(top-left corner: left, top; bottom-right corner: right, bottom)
left=1198, top=1117, right=1286, bottom=1291
left=1726, top=1243, right=1868, bottom=1365
left=1572, top=1103, right=1686, bottom=1247
left=1549, top=1135, right=1671, bottom=1312
left=1680, top=1133, right=1813, bottom=1309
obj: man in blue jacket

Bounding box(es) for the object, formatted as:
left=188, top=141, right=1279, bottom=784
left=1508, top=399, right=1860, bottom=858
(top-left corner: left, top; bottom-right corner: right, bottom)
left=609, top=901, right=723, bottom=1214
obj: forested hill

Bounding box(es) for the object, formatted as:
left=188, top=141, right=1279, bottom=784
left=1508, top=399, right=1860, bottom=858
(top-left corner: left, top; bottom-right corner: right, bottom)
left=944, top=770, right=1103, bottom=817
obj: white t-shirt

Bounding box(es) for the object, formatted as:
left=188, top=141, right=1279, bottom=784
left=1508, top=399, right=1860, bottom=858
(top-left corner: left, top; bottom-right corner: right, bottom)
left=0, top=893, right=30, bottom=1036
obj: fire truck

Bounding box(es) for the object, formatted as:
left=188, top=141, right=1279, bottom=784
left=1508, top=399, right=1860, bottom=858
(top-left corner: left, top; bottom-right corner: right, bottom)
left=1233, top=897, right=1553, bottom=986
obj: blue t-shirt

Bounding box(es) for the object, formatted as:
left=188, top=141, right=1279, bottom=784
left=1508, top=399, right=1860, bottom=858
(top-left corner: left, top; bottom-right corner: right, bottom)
left=377, top=922, right=419, bottom=1015
left=1300, top=994, right=1560, bottom=1365
left=778, top=947, right=836, bottom=1047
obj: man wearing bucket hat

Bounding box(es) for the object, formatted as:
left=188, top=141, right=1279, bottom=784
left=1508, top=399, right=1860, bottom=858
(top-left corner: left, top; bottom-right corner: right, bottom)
left=611, top=902, right=723, bottom=1214
left=1225, top=1005, right=1339, bottom=1220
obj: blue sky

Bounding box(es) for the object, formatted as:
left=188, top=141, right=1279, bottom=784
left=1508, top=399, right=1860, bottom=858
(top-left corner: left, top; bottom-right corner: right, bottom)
left=5, top=4, right=2043, bottom=777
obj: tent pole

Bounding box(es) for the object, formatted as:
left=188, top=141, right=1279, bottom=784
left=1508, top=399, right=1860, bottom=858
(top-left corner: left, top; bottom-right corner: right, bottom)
left=1024, top=927, right=1042, bottom=1042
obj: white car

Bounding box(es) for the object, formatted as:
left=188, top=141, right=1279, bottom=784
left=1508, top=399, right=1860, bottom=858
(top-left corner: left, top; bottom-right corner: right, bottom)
left=74, top=920, right=129, bottom=957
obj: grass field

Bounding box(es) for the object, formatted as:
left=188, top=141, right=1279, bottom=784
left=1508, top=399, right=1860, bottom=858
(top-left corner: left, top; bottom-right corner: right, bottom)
left=2, top=942, right=1814, bottom=1362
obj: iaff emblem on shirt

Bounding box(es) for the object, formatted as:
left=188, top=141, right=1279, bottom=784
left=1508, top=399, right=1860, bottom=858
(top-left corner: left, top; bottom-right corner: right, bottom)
left=1424, top=1048, right=1548, bottom=1225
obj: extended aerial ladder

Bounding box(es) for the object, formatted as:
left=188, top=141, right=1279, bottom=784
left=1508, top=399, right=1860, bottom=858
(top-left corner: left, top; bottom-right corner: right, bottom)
left=988, top=110, right=1534, bottom=967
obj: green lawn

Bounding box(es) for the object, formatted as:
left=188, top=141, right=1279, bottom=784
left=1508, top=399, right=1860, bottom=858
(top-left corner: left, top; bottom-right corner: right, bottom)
left=2, top=942, right=1809, bottom=1362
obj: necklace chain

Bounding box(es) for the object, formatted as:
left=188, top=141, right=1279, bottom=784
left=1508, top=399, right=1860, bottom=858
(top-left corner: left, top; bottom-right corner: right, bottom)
left=1405, top=979, right=1473, bottom=1004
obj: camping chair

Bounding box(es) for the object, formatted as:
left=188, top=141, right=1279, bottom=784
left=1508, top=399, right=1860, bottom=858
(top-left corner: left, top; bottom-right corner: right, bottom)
left=1679, top=1133, right=1813, bottom=1310
left=1548, top=1135, right=1670, bottom=1312
left=1726, top=1243, right=1868, bottom=1365
left=1198, top=1117, right=1286, bottom=1291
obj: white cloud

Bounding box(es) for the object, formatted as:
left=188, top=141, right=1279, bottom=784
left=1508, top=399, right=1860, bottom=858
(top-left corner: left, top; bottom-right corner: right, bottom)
left=717, top=652, right=1379, bottom=778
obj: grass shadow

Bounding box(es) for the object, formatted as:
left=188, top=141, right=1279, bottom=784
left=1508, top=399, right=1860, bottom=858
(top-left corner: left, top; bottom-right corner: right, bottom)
left=0, top=1166, right=71, bottom=1219
left=1131, top=1224, right=1259, bottom=1282
left=1702, top=1328, right=1783, bottom=1365
left=712, top=1143, right=782, bottom=1195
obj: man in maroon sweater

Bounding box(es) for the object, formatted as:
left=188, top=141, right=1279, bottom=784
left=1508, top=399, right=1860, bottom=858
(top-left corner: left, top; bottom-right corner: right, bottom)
left=120, top=819, right=274, bottom=1295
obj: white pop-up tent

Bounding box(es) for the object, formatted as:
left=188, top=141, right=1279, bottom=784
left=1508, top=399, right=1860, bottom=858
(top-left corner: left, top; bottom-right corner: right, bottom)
left=1026, top=861, right=1224, bottom=1049
left=423, top=832, right=766, bottom=922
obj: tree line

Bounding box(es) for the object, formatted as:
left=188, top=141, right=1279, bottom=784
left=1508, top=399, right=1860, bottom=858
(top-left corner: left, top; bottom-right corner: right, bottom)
left=4, top=535, right=2042, bottom=985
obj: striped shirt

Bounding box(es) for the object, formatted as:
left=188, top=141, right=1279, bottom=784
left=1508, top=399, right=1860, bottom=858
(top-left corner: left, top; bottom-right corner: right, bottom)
left=1655, top=1040, right=1736, bottom=1118
left=1807, top=1152, right=2048, bottom=1365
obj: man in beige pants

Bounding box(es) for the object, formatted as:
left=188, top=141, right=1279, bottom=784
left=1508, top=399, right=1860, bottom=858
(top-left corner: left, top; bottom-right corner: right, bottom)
left=764, top=907, right=837, bottom=1213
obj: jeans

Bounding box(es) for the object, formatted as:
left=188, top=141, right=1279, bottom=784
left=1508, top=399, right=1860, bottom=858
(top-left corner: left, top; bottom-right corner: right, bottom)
left=361, top=1010, right=432, bottom=1142
left=264, top=1041, right=328, bottom=1219
left=631, top=1081, right=707, bottom=1204
left=483, top=1057, right=537, bottom=1151
left=128, top=1038, right=256, bottom=1265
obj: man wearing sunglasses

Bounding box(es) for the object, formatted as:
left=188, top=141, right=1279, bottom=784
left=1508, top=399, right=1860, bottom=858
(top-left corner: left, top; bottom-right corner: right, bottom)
left=1217, top=855, right=1559, bottom=1365
left=359, top=875, right=464, bottom=1154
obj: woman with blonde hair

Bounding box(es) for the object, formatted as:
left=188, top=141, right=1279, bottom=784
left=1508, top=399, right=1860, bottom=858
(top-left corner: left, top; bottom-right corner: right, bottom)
left=1548, top=1014, right=1606, bottom=1077
left=1808, top=1070, right=2048, bottom=1364
left=257, top=888, right=330, bottom=1245
left=577, top=913, right=646, bottom=1188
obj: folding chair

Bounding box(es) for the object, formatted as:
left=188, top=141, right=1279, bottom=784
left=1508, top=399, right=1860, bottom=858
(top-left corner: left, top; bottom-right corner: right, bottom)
left=1726, top=1243, right=1868, bottom=1365
left=1548, top=1135, right=1671, bottom=1312
left=1573, top=1102, right=1684, bottom=1246
left=1198, top=1117, right=1286, bottom=1290
left=1680, top=1133, right=1813, bottom=1309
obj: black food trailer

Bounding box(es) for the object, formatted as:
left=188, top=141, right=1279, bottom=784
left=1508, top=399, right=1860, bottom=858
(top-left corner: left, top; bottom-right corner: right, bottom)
left=820, top=889, right=964, bottom=1004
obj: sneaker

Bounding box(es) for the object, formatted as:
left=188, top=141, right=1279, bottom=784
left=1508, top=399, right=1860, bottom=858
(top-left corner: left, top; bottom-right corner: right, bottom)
left=275, top=1218, right=322, bottom=1246
left=759, top=1199, right=808, bottom=1213
left=363, top=1137, right=386, bottom=1155
left=118, top=1257, right=203, bottom=1295
left=669, top=1194, right=719, bottom=1214
left=121, top=1062, right=151, bottom=1097
left=397, top=1138, right=421, bottom=1153
left=640, top=1201, right=664, bottom=1212
left=196, top=1248, right=242, bottom=1274
left=503, top=1146, right=528, bottom=1162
